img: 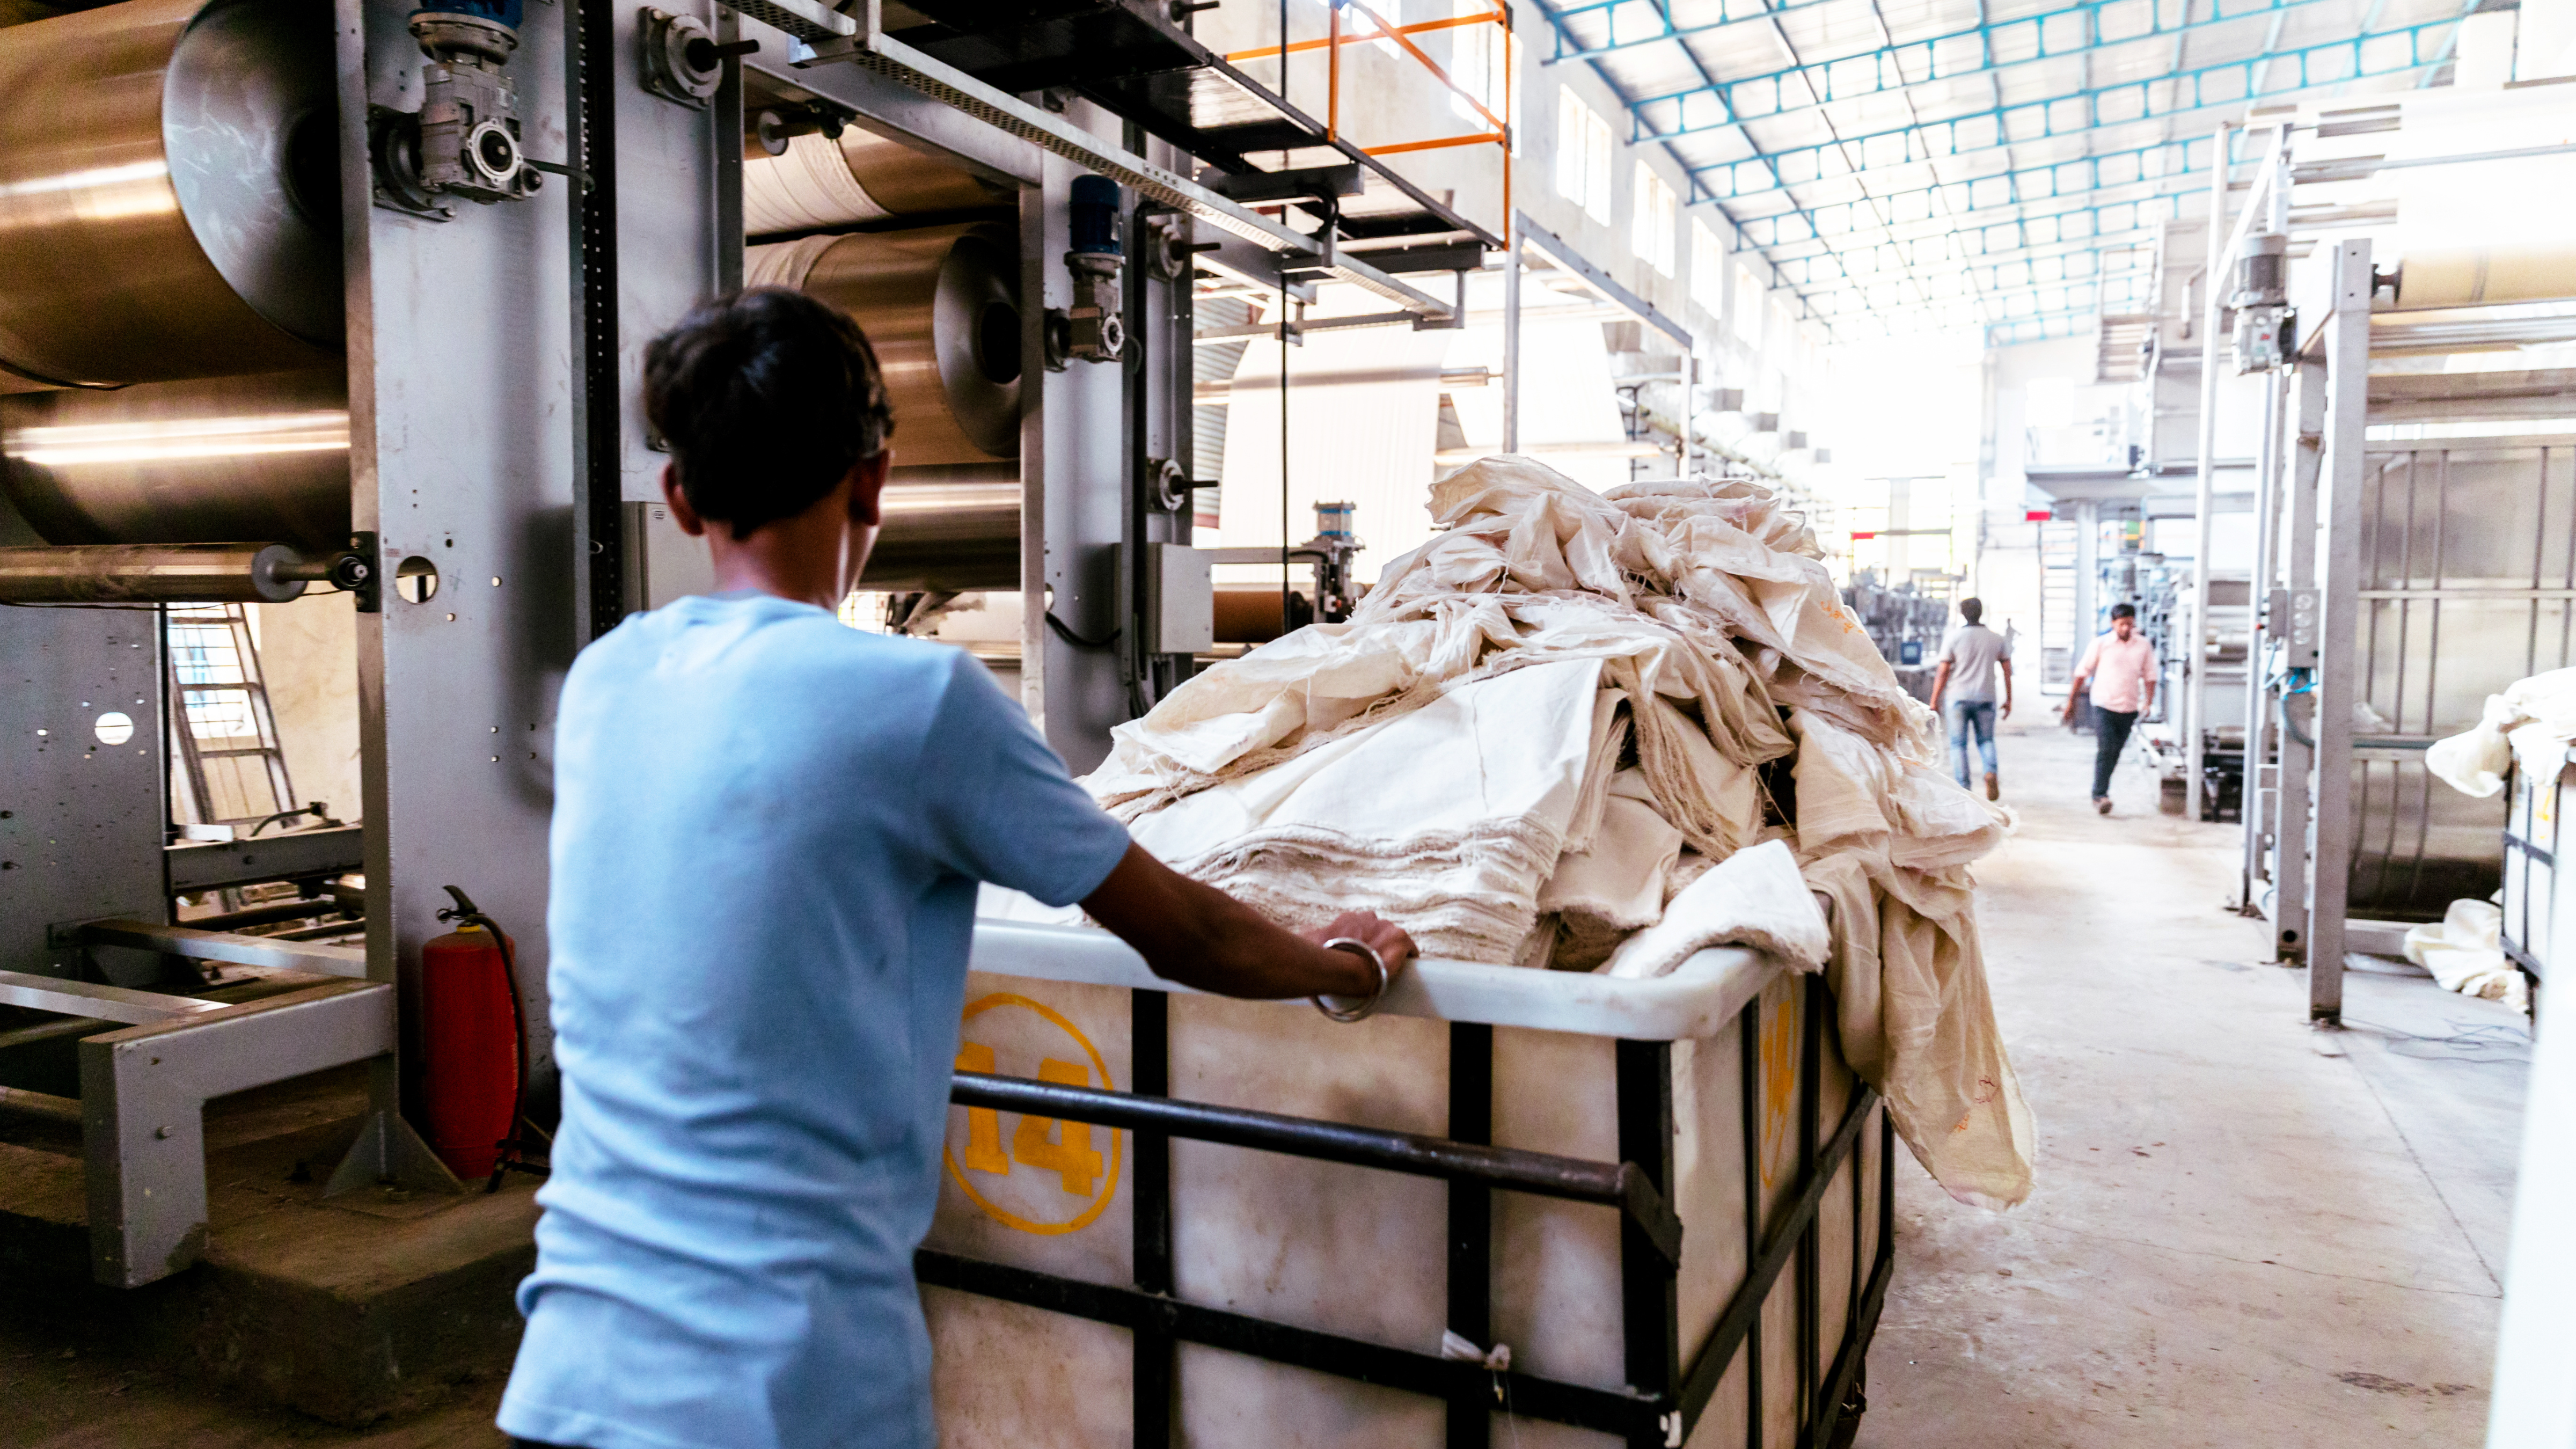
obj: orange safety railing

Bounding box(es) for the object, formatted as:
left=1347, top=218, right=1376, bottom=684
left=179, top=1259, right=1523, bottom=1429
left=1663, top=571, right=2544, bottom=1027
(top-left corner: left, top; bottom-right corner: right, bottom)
left=1225, top=0, right=1513, bottom=232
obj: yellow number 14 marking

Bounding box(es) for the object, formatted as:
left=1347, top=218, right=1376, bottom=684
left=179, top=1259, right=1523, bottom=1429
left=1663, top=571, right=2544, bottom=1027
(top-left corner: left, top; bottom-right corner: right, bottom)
left=953, top=1043, right=1106, bottom=1198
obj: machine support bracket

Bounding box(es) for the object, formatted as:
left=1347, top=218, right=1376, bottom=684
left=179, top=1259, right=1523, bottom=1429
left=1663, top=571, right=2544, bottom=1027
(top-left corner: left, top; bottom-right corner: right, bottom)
left=73, top=980, right=441, bottom=1287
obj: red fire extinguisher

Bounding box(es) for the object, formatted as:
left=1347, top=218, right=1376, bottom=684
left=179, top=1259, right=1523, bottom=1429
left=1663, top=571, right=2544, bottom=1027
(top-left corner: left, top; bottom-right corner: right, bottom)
left=418, top=885, right=527, bottom=1183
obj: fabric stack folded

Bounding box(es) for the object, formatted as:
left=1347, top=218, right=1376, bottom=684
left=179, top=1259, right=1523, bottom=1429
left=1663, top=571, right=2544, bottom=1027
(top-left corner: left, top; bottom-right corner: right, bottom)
left=1034, top=456, right=2032, bottom=1208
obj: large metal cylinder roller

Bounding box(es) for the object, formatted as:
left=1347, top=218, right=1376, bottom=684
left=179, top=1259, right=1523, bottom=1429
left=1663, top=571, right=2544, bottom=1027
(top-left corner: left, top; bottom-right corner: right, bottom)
left=2394, top=244, right=2576, bottom=310
left=1, top=372, right=1017, bottom=587
left=747, top=223, right=1022, bottom=467
left=0, top=369, right=349, bottom=551
left=863, top=465, right=1018, bottom=592
left=0, top=0, right=341, bottom=391
left=744, top=126, right=1006, bottom=237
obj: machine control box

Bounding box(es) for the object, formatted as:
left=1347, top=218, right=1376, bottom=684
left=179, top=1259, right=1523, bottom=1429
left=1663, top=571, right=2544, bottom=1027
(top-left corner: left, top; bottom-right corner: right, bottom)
left=1144, top=543, right=1214, bottom=656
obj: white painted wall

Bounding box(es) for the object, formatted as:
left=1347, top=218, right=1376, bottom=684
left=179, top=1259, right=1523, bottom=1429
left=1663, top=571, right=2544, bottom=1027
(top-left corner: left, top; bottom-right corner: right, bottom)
left=254, top=592, right=362, bottom=823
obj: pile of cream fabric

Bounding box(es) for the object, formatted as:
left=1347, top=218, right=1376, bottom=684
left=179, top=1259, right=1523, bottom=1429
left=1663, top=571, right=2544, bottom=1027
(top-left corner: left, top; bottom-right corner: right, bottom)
left=1057, top=457, right=2032, bottom=1208
left=2402, top=899, right=2531, bottom=1014
left=2427, top=665, right=2576, bottom=799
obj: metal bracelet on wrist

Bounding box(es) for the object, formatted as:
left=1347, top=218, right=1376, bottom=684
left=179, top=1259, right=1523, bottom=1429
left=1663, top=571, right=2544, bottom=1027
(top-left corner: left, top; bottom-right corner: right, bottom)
left=1312, top=937, right=1389, bottom=1023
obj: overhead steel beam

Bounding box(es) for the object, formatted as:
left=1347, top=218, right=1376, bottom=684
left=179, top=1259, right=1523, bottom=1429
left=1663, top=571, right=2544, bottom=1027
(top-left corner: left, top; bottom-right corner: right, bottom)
left=1711, top=127, right=2238, bottom=219
left=806, top=14, right=1461, bottom=316
left=1633, top=0, right=2336, bottom=139
left=1797, top=238, right=2155, bottom=334
left=1802, top=270, right=2149, bottom=324
left=1525, top=0, right=1740, bottom=255
left=1774, top=230, right=2156, bottom=289
left=1749, top=185, right=2189, bottom=259
left=1984, top=301, right=2149, bottom=344
left=1743, top=175, right=2192, bottom=250
left=1682, top=15, right=2457, bottom=185
left=1516, top=212, right=1696, bottom=349
left=1540, top=0, right=1835, bottom=62
left=1792, top=246, right=2153, bottom=308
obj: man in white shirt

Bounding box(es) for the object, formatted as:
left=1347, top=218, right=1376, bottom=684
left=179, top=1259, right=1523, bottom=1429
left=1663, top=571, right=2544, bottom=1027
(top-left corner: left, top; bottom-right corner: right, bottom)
left=1928, top=597, right=2012, bottom=800
left=2063, top=602, right=2158, bottom=815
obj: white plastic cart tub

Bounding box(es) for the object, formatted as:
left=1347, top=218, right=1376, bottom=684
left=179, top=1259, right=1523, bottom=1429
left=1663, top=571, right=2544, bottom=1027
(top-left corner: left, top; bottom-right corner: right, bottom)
left=924, top=920, right=1894, bottom=1449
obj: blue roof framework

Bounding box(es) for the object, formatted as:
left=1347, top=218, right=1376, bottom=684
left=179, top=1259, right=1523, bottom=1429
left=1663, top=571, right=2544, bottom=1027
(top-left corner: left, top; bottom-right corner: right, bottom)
left=1528, top=0, right=2481, bottom=341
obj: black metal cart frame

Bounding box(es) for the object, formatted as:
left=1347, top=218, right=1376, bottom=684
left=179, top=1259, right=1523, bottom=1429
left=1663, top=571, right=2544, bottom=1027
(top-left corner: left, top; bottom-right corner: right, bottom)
left=920, top=973, right=1896, bottom=1448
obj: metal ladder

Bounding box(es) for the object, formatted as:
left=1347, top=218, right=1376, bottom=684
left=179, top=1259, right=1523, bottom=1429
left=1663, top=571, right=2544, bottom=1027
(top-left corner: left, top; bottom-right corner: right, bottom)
left=165, top=603, right=296, bottom=828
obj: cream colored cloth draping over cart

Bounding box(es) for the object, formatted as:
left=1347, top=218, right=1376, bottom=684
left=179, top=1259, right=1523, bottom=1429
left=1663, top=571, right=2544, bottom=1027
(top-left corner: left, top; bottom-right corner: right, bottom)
left=1058, top=457, right=2033, bottom=1208
left=2427, top=665, right=2576, bottom=799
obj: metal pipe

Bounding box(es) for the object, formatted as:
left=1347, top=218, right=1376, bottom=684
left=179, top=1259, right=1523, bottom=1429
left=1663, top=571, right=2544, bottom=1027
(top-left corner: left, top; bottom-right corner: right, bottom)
left=2309, top=239, right=2376, bottom=1024
left=2187, top=122, right=2233, bottom=820
left=0, top=543, right=324, bottom=604
left=77, top=917, right=367, bottom=978
left=952, top=1069, right=1683, bottom=1260
left=179, top=896, right=357, bottom=934
left=0, top=1085, right=82, bottom=1125
left=1502, top=222, right=1521, bottom=452
left=2240, top=365, right=2288, bottom=908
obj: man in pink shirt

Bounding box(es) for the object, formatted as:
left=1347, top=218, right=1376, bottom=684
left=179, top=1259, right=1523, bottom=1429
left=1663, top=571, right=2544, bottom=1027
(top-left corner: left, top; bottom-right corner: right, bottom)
left=2062, top=602, right=2158, bottom=814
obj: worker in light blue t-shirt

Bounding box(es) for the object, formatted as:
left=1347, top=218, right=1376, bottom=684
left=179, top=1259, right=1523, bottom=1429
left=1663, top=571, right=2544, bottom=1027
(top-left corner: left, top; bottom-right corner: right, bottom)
left=496, top=288, right=1416, bottom=1449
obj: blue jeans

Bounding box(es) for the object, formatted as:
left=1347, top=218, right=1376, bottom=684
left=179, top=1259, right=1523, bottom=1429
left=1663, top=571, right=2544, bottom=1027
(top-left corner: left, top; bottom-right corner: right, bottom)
left=1949, top=700, right=1998, bottom=787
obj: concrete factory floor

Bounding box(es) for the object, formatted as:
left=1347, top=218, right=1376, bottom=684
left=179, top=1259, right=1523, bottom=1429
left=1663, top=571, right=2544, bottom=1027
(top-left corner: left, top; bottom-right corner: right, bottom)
left=1860, top=718, right=2531, bottom=1448
left=2, top=720, right=2533, bottom=1448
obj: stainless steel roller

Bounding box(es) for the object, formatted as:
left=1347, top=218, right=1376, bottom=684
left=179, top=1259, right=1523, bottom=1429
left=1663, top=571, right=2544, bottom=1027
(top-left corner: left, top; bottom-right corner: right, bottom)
left=862, top=465, right=1019, bottom=592
left=0, top=370, right=349, bottom=551
left=0, top=0, right=340, bottom=391
left=1, top=372, right=1023, bottom=581
left=0, top=541, right=328, bottom=602
left=743, top=126, right=1006, bottom=237
left=748, top=223, right=1022, bottom=466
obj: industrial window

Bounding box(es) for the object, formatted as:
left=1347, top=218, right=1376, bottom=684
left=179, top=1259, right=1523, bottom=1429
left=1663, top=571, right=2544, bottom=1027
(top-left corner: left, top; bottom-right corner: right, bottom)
left=1366, top=0, right=1403, bottom=55
left=1449, top=0, right=1520, bottom=150
left=1731, top=259, right=1763, bottom=347
left=1690, top=219, right=1723, bottom=312
left=1632, top=163, right=1675, bottom=275
left=1556, top=90, right=1612, bottom=224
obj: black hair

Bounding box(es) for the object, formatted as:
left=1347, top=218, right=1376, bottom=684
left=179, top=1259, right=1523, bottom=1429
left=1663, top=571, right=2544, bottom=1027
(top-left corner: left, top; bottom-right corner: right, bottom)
left=642, top=287, right=894, bottom=540
left=1959, top=597, right=1984, bottom=624
left=2110, top=602, right=2137, bottom=620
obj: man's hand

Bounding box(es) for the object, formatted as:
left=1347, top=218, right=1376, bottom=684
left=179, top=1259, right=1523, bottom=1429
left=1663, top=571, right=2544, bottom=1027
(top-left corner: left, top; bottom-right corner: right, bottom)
left=2001, top=698, right=2013, bottom=721
left=1300, top=912, right=1417, bottom=990
left=1085, top=845, right=1417, bottom=1001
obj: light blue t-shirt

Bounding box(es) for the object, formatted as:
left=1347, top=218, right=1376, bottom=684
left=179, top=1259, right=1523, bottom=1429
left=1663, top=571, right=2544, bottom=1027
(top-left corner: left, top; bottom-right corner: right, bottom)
left=498, top=593, right=1131, bottom=1449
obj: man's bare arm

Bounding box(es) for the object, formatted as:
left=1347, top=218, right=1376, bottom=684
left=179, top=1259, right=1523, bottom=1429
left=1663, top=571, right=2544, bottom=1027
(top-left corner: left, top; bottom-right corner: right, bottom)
left=1083, top=844, right=1414, bottom=999
left=1999, top=657, right=2014, bottom=718
left=1928, top=659, right=1952, bottom=711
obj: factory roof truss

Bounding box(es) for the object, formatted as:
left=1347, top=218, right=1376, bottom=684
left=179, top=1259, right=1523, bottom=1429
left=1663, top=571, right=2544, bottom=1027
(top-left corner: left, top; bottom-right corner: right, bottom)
left=1529, top=0, right=2484, bottom=340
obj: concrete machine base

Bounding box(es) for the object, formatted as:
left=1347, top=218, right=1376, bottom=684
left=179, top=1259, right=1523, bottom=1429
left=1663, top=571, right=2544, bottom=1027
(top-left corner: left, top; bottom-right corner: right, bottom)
left=0, top=1062, right=536, bottom=1427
